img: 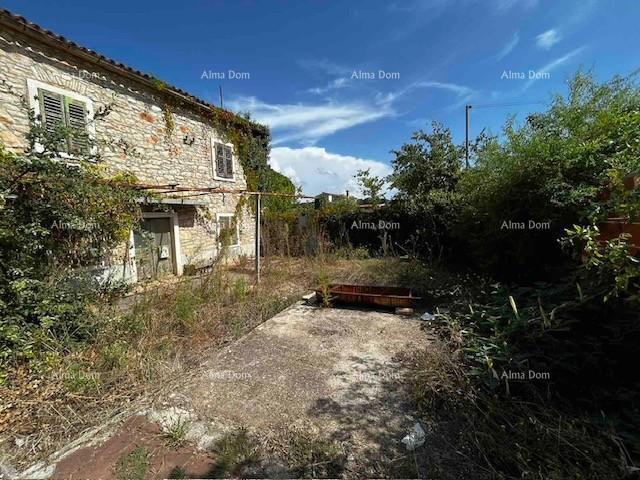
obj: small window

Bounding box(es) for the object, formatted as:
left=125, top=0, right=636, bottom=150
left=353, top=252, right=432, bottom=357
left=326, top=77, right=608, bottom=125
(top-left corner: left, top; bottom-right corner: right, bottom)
left=217, top=214, right=239, bottom=246
left=214, top=142, right=234, bottom=180
left=38, top=88, right=90, bottom=154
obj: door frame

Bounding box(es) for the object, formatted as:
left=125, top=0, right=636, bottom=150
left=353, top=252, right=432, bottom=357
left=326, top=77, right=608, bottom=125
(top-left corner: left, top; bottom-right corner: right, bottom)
left=135, top=211, right=183, bottom=277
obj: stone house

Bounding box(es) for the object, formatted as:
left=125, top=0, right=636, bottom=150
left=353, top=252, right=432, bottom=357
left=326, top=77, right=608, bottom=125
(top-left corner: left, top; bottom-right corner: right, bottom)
left=0, top=9, right=258, bottom=283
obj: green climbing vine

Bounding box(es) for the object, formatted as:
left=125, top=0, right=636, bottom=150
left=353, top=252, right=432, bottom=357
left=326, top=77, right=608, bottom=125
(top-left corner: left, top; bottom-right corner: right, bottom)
left=152, top=84, right=295, bottom=211
left=162, top=103, right=175, bottom=139
left=209, top=108, right=270, bottom=192
left=207, top=108, right=296, bottom=214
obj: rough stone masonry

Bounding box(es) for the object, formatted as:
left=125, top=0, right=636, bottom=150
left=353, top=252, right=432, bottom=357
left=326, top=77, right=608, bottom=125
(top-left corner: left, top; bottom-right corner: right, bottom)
left=0, top=18, right=256, bottom=280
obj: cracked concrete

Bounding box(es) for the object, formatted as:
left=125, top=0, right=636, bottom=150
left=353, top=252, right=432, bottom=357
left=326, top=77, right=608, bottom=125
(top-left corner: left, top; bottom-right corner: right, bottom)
left=19, top=301, right=429, bottom=478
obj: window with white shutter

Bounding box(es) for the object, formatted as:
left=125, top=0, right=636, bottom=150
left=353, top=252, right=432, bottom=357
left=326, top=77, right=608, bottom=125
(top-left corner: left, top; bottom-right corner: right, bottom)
left=27, top=79, right=95, bottom=158
left=213, top=142, right=234, bottom=180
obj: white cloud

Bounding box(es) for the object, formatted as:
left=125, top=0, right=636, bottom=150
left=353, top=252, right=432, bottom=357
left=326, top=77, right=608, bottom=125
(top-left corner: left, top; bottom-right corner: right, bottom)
left=415, top=81, right=476, bottom=110
left=308, top=77, right=349, bottom=95
left=229, top=77, right=475, bottom=145
left=377, top=80, right=476, bottom=111
left=495, top=32, right=520, bottom=61
left=415, top=81, right=474, bottom=97
left=522, top=46, right=586, bottom=91
left=270, top=146, right=392, bottom=197
left=536, top=29, right=561, bottom=49
left=228, top=96, right=393, bottom=145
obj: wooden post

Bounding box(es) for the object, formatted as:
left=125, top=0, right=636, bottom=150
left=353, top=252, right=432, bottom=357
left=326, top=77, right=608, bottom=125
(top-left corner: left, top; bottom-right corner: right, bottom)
left=255, top=193, right=261, bottom=283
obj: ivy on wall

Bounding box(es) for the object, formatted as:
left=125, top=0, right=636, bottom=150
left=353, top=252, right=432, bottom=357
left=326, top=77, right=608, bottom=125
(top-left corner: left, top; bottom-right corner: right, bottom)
left=209, top=109, right=270, bottom=192
left=154, top=92, right=288, bottom=198
left=0, top=122, right=142, bottom=373
left=208, top=107, right=297, bottom=214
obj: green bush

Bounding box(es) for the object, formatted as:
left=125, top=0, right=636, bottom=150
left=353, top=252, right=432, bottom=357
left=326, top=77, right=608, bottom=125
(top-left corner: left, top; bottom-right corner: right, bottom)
left=456, top=71, right=640, bottom=281
left=390, top=122, right=464, bottom=260
left=0, top=128, right=140, bottom=375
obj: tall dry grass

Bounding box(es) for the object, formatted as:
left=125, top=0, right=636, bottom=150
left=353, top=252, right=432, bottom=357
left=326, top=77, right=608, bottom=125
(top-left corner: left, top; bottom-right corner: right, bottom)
left=1, top=256, right=377, bottom=469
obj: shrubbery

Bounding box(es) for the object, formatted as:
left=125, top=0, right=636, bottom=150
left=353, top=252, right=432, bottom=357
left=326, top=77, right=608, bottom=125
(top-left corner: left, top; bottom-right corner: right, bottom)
left=394, top=72, right=640, bottom=475
left=0, top=129, right=140, bottom=376
left=456, top=72, right=640, bottom=281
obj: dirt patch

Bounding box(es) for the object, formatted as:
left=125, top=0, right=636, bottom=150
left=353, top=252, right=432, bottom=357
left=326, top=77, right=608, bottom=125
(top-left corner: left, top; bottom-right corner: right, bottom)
left=52, top=415, right=214, bottom=480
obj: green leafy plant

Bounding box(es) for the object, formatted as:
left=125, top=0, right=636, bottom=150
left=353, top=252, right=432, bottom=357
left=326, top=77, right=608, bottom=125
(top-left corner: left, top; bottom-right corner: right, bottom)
left=0, top=121, right=140, bottom=375
left=165, top=418, right=189, bottom=448
left=563, top=225, right=640, bottom=302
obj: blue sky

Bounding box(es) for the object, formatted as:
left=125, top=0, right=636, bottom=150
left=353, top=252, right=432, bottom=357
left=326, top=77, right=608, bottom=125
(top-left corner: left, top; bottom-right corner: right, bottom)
left=3, top=0, right=638, bottom=195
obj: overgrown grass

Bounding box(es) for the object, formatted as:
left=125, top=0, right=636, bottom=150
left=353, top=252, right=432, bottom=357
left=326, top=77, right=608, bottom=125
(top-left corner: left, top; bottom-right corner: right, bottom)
left=165, top=418, right=189, bottom=448
left=394, top=261, right=637, bottom=479
left=408, top=341, right=624, bottom=479
left=7, top=255, right=631, bottom=478
left=114, top=446, right=150, bottom=480
left=211, top=428, right=261, bottom=476
left=209, top=426, right=346, bottom=478
left=0, top=256, right=374, bottom=469
left=281, top=430, right=347, bottom=478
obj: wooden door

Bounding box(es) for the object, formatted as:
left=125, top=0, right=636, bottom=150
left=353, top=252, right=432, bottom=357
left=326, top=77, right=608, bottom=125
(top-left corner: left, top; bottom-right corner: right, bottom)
left=133, top=217, right=174, bottom=281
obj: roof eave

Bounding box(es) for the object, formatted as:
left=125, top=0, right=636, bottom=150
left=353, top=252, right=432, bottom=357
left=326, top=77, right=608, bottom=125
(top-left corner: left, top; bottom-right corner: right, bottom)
left=0, top=9, right=268, bottom=138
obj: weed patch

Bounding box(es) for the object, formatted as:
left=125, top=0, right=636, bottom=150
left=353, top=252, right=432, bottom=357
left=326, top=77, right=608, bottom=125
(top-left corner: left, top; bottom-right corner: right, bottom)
left=165, top=418, right=188, bottom=448
left=114, top=446, right=150, bottom=480
left=211, top=428, right=261, bottom=476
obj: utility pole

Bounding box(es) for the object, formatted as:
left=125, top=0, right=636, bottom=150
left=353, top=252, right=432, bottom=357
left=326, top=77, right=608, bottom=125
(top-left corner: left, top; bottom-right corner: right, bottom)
left=465, top=104, right=472, bottom=168
left=254, top=193, right=261, bottom=283
left=462, top=101, right=544, bottom=168
left=219, top=85, right=224, bottom=109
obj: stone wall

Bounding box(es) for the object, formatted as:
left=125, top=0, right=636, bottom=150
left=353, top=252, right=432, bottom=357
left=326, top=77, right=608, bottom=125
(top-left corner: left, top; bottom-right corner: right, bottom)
left=0, top=27, right=256, bottom=279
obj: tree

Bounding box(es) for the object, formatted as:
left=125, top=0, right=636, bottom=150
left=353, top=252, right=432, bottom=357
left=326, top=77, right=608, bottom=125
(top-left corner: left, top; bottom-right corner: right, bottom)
left=389, top=122, right=466, bottom=259
left=355, top=168, right=385, bottom=207
left=391, top=122, right=462, bottom=199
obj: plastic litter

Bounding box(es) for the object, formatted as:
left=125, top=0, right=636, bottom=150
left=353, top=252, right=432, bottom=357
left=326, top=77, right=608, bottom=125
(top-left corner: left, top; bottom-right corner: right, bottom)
left=401, top=422, right=426, bottom=450
left=420, top=312, right=435, bottom=321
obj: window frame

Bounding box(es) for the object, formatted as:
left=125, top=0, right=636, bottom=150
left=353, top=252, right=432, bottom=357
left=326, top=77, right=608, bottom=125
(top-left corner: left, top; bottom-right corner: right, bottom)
left=216, top=213, right=240, bottom=247
left=211, top=139, right=235, bottom=182
left=26, top=78, right=96, bottom=159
